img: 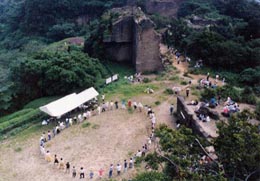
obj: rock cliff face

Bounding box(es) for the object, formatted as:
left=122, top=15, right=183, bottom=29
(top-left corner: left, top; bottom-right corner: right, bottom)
left=104, top=7, right=163, bottom=73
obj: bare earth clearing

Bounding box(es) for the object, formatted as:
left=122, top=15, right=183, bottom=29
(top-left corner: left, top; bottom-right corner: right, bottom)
left=0, top=109, right=151, bottom=181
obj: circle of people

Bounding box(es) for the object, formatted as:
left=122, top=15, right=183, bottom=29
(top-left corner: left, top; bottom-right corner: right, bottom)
left=39, top=96, right=158, bottom=180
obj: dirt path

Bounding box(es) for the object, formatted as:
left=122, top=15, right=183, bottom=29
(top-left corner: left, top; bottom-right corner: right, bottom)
left=160, top=44, right=223, bottom=86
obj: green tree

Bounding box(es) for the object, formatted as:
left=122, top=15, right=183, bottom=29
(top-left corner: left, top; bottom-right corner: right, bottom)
left=214, top=111, right=260, bottom=180
left=132, top=171, right=169, bottom=181
left=10, top=50, right=107, bottom=103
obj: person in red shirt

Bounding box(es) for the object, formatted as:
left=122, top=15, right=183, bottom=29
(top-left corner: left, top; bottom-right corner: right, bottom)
left=98, top=168, right=104, bottom=179
left=128, top=99, right=132, bottom=108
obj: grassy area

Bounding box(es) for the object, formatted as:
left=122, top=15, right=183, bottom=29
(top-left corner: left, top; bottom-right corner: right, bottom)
left=101, top=78, right=159, bottom=100
left=0, top=96, right=58, bottom=141
left=0, top=109, right=44, bottom=136
left=106, top=61, right=135, bottom=77
left=23, top=96, right=60, bottom=109
left=0, top=109, right=34, bottom=124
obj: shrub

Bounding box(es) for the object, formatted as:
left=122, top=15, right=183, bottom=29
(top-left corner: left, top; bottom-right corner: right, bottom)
left=240, top=87, right=257, bottom=105
left=92, top=124, right=100, bottom=129
left=144, top=153, right=161, bottom=170
left=128, top=107, right=134, bottom=114
left=14, top=147, right=22, bottom=152
left=200, top=88, right=216, bottom=101
left=180, top=81, right=188, bottom=85
left=169, top=75, right=179, bottom=81
left=143, top=77, right=151, bottom=83
left=82, top=122, right=91, bottom=128
left=164, top=88, right=174, bottom=95
left=155, top=101, right=161, bottom=106
left=255, top=102, right=260, bottom=120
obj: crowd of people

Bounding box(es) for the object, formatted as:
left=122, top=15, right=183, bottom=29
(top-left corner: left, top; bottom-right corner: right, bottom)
left=39, top=96, right=157, bottom=180
left=125, top=72, right=143, bottom=83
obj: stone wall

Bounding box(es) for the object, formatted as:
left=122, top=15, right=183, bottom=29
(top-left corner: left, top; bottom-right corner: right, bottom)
left=176, top=96, right=212, bottom=138
left=104, top=7, right=163, bottom=73
left=134, top=20, right=163, bottom=72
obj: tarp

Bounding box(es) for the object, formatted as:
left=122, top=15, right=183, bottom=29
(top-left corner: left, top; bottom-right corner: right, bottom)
left=39, top=87, right=99, bottom=117
left=75, top=87, right=99, bottom=106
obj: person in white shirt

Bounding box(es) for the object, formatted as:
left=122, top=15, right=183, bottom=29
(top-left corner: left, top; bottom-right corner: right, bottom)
left=102, top=94, right=105, bottom=102
left=137, top=102, right=143, bottom=112
left=110, top=101, right=114, bottom=110
left=136, top=150, right=142, bottom=157
left=116, top=163, right=121, bottom=175
left=206, top=116, right=210, bottom=122
left=97, top=105, right=101, bottom=115
left=69, top=118, right=73, bottom=126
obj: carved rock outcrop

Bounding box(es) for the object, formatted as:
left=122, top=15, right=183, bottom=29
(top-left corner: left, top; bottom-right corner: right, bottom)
left=104, top=7, right=163, bottom=73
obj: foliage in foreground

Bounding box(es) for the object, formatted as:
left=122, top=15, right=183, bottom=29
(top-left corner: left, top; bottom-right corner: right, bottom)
left=214, top=111, right=260, bottom=180
left=135, top=110, right=260, bottom=180
left=132, top=171, right=169, bottom=181
left=138, top=125, right=225, bottom=180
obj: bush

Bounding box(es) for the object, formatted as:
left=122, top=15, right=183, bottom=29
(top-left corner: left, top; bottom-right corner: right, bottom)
left=180, top=81, right=188, bottom=85
left=14, top=147, right=22, bottom=152
left=155, top=101, right=161, bottom=106
left=255, top=102, right=260, bottom=120
left=82, top=122, right=91, bottom=128
left=164, top=88, right=174, bottom=95
left=240, top=87, right=257, bottom=105
left=169, top=75, right=179, bottom=81
left=127, top=107, right=134, bottom=114
left=200, top=88, right=216, bottom=101
left=143, top=77, right=151, bottom=83
left=144, top=153, right=161, bottom=170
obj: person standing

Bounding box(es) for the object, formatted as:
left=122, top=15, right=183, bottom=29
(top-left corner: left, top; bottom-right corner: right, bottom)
left=65, top=162, right=70, bottom=173
left=186, top=88, right=190, bottom=97
left=170, top=104, right=174, bottom=115
left=115, top=101, right=119, bottom=109
left=109, top=164, right=113, bottom=178
left=206, top=72, right=210, bottom=81
left=54, top=154, right=59, bottom=166
left=128, top=99, right=132, bottom=108
left=124, top=160, right=128, bottom=172
left=129, top=158, right=133, bottom=169
left=47, top=130, right=51, bottom=141
left=116, top=163, right=121, bottom=176
left=102, top=94, right=105, bottom=102
left=98, top=168, right=104, bottom=179
left=89, top=170, right=94, bottom=179
left=121, top=100, right=126, bottom=109
left=133, top=101, right=137, bottom=110
left=72, top=166, right=77, bottom=178
left=138, top=102, right=143, bottom=112
left=59, top=158, right=65, bottom=170
left=80, top=167, right=85, bottom=179
left=216, top=74, right=219, bottom=83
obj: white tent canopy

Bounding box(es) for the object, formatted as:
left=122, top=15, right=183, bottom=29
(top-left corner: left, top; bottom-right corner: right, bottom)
left=39, top=87, right=99, bottom=117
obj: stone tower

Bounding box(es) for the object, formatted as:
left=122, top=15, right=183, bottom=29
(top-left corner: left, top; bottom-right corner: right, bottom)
left=103, top=7, right=163, bottom=73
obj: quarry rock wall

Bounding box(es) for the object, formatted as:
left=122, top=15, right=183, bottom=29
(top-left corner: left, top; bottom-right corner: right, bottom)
left=176, top=96, right=211, bottom=138
left=104, top=7, right=163, bottom=72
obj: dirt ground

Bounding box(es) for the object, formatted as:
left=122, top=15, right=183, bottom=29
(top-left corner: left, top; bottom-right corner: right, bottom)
left=0, top=109, right=152, bottom=181
left=0, top=98, right=177, bottom=181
